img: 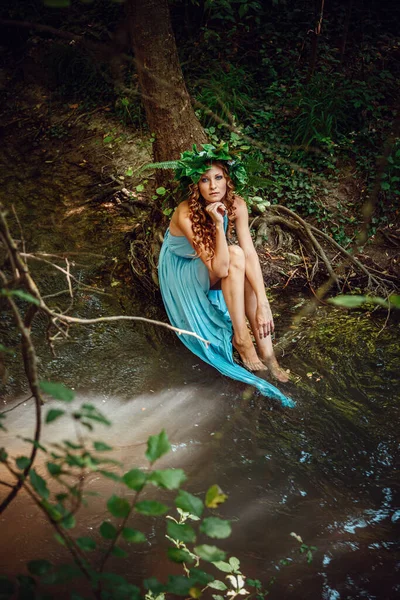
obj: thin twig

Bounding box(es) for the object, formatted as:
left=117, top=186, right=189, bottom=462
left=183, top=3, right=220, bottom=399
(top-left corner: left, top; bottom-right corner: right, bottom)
left=11, top=204, right=26, bottom=256
left=50, top=313, right=210, bottom=345
left=65, top=258, right=73, bottom=299
left=0, top=395, right=34, bottom=416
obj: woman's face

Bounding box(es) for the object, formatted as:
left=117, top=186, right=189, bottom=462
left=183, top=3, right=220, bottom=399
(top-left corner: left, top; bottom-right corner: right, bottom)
left=198, top=165, right=227, bottom=204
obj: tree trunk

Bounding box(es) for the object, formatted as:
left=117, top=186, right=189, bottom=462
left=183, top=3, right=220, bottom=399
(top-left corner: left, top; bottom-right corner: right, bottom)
left=127, top=0, right=207, bottom=162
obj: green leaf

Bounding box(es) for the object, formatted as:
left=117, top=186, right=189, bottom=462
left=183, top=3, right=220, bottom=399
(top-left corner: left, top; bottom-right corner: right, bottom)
left=93, top=441, right=113, bottom=452
left=156, top=187, right=167, bottom=196
left=19, top=437, right=47, bottom=452
left=0, top=344, right=14, bottom=355
left=39, top=381, right=75, bottom=403
left=54, top=533, right=66, bottom=546
left=175, top=490, right=204, bottom=518
left=135, top=184, right=145, bottom=192
left=166, top=521, right=196, bottom=543
left=100, top=521, right=117, bottom=539
left=122, top=468, right=147, bottom=491
left=166, top=575, right=197, bottom=596
left=60, top=512, right=76, bottom=530
left=15, top=456, right=31, bottom=470
left=205, top=485, right=228, bottom=508
left=1, top=289, right=40, bottom=306
left=149, top=468, right=186, bottom=490
left=200, top=517, right=232, bottom=539
left=79, top=404, right=111, bottom=426
left=135, top=500, right=168, bottom=516
left=389, top=294, right=400, bottom=308
left=125, top=168, right=133, bottom=177
left=208, top=580, right=228, bottom=591
left=111, top=546, right=128, bottom=558
left=328, top=294, right=368, bottom=308
left=212, top=561, right=233, bottom=573
left=144, top=578, right=166, bottom=594
left=0, top=448, right=7, bottom=462
left=27, top=559, right=52, bottom=576
left=167, top=547, right=195, bottom=564
left=188, top=568, right=215, bottom=585
left=107, top=495, right=130, bottom=518
left=30, top=468, right=50, bottom=500
left=45, top=409, right=65, bottom=424
left=103, top=136, right=113, bottom=144
left=76, top=537, right=96, bottom=551
left=42, top=564, right=82, bottom=585
left=229, top=557, right=240, bottom=571
left=47, top=462, right=62, bottom=476
left=145, top=430, right=171, bottom=464
left=122, top=527, right=146, bottom=543
left=194, top=545, right=226, bottom=562
left=64, top=441, right=82, bottom=450
left=99, top=470, right=122, bottom=482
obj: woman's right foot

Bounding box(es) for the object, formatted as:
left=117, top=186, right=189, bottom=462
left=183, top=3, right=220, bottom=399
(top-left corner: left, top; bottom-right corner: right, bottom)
left=232, top=335, right=266, bottom=372
left=260, top=355, right=290, bottom=383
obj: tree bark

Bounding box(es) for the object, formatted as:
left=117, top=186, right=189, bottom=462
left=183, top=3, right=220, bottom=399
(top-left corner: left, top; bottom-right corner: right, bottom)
left=127, top=0, right=207, bottom=162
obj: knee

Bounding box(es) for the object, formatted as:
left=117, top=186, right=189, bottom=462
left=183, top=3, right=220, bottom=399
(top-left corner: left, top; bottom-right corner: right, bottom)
left=228, top=245, right=245, bottom=270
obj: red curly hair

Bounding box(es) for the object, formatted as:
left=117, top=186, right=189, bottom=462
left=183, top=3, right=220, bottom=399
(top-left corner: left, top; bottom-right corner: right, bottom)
left=188, top=162, right=236, bottom=259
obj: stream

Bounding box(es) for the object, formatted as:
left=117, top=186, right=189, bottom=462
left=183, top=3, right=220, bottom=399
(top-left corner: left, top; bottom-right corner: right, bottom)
left=0, top=134, right=399, bottom=599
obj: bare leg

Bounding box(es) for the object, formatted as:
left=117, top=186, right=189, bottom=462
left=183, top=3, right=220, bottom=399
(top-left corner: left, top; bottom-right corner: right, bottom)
left=244, top=278, right=289, bottom=382
left=220, top=246, right=265, bottom=371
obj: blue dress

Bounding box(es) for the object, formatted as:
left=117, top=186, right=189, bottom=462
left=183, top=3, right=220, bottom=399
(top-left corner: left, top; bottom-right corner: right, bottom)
left=158, top=217, right=295, bottom=408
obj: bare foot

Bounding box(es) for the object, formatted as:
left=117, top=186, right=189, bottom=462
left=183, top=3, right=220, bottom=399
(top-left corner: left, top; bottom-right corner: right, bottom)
left=232, top=336, right=266, bottom=372
left=260, top=356, right=290, bottom=383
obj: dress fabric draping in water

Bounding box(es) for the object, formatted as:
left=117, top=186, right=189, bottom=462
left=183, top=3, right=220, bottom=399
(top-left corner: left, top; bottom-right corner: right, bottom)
left=158, top=216, right=295, bottom=408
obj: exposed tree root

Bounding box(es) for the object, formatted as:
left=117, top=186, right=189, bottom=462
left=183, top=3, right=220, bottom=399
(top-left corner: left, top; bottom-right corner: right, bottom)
left=251, top=204, right=399, bottom=296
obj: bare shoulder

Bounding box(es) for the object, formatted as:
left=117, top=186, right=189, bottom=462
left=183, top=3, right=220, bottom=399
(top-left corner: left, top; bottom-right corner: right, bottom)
left=232, top=195, right=249, bottom=219
left=177, top=200, right=190, bottom=216
left=170, top=200, right=192, bottom=235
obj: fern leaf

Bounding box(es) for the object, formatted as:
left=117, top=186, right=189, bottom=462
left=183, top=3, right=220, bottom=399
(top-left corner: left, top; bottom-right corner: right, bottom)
left=142, top=161, right=180, bottom=171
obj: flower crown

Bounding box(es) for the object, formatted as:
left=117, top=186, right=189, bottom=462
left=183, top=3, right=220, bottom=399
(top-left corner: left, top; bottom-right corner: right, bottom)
left=144, top=143, right=248, bottom=193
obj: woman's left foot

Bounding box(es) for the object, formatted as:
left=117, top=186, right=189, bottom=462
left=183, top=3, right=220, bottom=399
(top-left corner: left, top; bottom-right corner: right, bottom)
left=260, top=356, right=290, bottom=383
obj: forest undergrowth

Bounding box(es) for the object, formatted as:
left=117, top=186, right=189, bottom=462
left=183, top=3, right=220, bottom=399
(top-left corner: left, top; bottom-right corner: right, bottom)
left=1, top=0, right=399, bottom=296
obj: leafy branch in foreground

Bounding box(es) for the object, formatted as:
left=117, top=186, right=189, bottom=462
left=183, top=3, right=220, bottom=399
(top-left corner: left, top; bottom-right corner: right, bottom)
left=0, top=383, right=317, bottom=600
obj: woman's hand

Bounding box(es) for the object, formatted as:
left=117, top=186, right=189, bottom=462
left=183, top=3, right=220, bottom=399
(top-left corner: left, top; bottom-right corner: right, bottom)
left=256, top=302, right=274, bottom=339
left=205, top=202, right=226, bottom=225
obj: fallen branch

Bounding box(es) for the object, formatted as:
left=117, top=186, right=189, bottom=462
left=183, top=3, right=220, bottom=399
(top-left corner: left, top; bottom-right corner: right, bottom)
left=252, top=204, right=398, bottom=295
left=272, top=205, right=340, bottom=287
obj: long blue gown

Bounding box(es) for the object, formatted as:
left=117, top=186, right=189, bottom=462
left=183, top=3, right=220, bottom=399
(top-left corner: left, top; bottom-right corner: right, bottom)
left=158, top=217, right=295, bottom=408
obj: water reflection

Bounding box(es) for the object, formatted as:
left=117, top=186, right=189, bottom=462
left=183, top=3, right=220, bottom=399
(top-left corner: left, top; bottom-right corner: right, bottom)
left=1, top=302, right=399, bottom=599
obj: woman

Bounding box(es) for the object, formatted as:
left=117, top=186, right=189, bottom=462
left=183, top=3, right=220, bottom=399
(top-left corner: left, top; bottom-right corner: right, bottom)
left=157, top=144, right=294, bottom=408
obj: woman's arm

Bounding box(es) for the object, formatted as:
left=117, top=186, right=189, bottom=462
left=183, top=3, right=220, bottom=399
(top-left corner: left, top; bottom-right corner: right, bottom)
left=234, top=196, right=274, bottom=338
left=177, top=202, right=230, bottom=281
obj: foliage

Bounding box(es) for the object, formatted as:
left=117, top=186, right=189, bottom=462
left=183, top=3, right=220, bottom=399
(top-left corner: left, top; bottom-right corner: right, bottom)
left=144, top=143, right=248, bottom=193
left=328, top=294, right=400, bottom=310
left=3, top=0, right=397, bottom=244
left=0, top=381, right=317, bottom=599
